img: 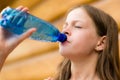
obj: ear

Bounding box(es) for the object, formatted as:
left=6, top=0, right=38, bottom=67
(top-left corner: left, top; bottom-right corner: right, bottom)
left=95, top=36, right=106, bottom=52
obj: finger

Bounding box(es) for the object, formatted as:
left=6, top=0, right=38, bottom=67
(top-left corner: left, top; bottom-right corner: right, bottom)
left=16, top=6, right=29, bottom=13
left=17, top=28, right=36, bottom=43
left=16, top=6, right=24, bottom=10
left=21, top=7, right=29, bottom=12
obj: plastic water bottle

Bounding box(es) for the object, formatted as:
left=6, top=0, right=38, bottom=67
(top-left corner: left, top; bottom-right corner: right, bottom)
left=0, top=7, right=67, bottom=42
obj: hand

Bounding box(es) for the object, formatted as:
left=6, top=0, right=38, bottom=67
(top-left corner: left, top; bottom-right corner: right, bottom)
left=0, top=6, right=36, bottom=70
left=0, top=6, right=36, bottom=55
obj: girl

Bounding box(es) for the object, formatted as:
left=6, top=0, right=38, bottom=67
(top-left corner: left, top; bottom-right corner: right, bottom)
left=0, top=5, right=120, bottom=80
left=54, top=5, right=120, bottom=80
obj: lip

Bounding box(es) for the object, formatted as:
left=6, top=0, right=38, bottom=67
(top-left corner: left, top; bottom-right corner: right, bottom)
left=61, top=40, right=70, bottom=45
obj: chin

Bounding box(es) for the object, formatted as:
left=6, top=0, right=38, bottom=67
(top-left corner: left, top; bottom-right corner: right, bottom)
left=59, top=49, right=71, bottom=58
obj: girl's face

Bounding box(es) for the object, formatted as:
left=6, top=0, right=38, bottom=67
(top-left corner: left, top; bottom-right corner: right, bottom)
left=59, top=8, right=101, bottom=59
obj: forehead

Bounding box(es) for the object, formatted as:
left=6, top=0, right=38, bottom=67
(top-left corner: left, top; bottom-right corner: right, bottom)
left=66, top=8, right=93, bottom=24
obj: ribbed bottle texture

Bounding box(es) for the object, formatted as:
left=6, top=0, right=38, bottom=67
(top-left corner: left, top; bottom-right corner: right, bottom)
left=0, top=7, right=67, bottom=42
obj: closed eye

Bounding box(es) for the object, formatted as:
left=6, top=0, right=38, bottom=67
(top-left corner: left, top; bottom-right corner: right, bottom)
left=74, top=26, right=82, bottom=28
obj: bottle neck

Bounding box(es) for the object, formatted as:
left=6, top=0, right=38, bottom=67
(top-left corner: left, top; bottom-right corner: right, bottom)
left=58, top=33, right=67, bottom=42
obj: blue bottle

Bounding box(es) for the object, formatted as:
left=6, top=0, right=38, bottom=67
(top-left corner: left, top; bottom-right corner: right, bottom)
left=0, top=7, right=67, bottom=42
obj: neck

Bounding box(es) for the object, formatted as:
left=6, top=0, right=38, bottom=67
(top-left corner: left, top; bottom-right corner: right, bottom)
left=69, top=53, right=100, bottom=80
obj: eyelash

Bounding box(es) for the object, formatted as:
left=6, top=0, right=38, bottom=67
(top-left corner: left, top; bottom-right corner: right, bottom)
left=74, top=26, right=82, bottom=28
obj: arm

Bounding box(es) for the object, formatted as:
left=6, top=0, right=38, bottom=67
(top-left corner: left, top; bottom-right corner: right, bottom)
left=0, top=6, right=36, bottom=71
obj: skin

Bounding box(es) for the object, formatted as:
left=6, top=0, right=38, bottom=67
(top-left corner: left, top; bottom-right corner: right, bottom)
left=0, top=6, right=36, bottom=71
left=59, top=8, right=106, bottom=80
left=0, top=6, right=106, bottom=80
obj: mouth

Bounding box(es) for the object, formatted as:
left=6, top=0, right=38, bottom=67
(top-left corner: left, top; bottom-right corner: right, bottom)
left=61, top=40, right=70, bottom=45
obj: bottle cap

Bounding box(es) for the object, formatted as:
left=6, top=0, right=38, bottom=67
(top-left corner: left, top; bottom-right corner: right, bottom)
left=58, top=33, right=67, bottom=42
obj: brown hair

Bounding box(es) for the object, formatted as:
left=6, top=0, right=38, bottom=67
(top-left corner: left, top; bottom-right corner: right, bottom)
left=55, top=5, right=120, bottom=80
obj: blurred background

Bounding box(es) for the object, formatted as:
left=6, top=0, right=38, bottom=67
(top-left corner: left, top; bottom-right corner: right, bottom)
left=0, top=0, right=120, bottom=80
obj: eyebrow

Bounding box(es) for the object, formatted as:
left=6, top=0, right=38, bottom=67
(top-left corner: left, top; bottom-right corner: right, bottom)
left=65, top=20, right=85, bottom=25
left=73, top=20, right=85, bottom=23
left=66, top=19, right=85, bottom=23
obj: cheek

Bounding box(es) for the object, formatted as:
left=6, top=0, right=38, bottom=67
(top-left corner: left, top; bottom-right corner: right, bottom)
left=59, top=31, right=99, bottom=58
left=58, top=35, right=89, bottom=57
left=71, top=32, right=98, bottom=55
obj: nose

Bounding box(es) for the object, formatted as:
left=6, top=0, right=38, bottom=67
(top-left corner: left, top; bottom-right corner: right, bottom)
left=62, top=26, right=71, bottom=36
